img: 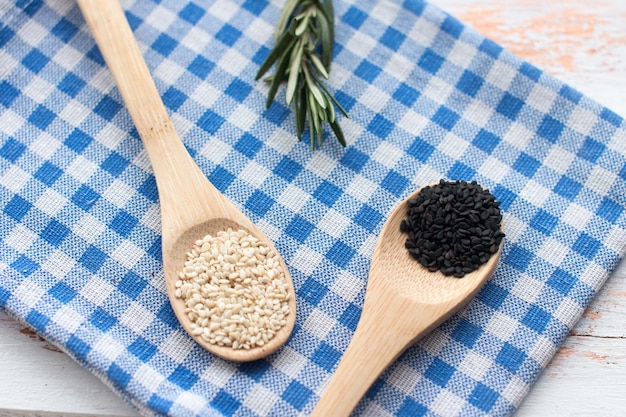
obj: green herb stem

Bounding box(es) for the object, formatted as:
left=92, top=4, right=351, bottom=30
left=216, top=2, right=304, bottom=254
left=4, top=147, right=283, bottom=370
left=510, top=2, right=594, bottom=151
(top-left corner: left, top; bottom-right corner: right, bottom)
left=256, top=0, right=347, bottom=149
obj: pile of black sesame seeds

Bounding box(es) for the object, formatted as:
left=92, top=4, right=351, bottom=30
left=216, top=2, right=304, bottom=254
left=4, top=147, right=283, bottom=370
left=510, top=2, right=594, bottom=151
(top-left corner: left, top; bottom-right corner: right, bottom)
left=400, top=180, right=504, bottom=278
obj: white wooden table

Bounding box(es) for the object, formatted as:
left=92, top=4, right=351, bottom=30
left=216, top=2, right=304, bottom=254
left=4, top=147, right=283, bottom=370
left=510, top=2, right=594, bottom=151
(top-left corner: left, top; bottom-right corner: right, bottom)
left=1, top=0, right=624, bottom=415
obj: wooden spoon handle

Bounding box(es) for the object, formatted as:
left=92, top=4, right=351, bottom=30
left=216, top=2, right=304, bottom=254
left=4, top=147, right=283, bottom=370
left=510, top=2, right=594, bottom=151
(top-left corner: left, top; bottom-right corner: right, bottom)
left=310, top=328, right=405, bottom=416
left=77, top=0, right=221, bottom=230
left=311, top=287, right=437, bottom=417
left=76, top=0, right=198, bottom=187
left=77, top=0, right=170, bottom=148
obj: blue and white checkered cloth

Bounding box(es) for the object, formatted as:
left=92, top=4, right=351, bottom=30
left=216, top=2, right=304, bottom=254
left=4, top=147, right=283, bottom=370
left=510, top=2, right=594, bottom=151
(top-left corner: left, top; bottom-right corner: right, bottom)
left=1, top=0, right=625, bottom=415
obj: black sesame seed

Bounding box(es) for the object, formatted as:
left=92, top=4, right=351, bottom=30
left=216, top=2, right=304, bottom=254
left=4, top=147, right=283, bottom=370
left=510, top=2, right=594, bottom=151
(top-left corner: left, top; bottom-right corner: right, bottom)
left=442, top=267, right=455, bottom=276
left=400, top=180, right=505, bottom=278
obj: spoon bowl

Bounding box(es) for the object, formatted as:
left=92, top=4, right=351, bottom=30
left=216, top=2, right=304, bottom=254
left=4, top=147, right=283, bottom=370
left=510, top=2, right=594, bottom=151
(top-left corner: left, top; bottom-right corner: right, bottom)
left=164, top=217, right=295, bottom=362
left=77, top=0, right=295, bottom=362
left=311, top=184, right=503, bottom=417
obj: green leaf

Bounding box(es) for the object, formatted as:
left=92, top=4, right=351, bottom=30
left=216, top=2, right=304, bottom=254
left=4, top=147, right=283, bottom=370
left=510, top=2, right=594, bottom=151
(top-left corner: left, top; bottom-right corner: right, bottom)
left=266, top=50, right=292, bottom=108
left=297, top=85, right=308, bottom=139
left=319, top=105, right=327, bottom=122
left=256, top=30, right=295, bottom=80
left=275, top=0, right=299, bottom=41
left=324, top=0, right=335, bottom=27
left=294, top=10, right=308, bottom=21
left=286, top=41, right=304, bottom=104
left=307, top=98, right=319, bottom=150
left=309, top=53, right=329, bottom=79
left=320, top=0, right=334, bottom=48
left=317, top=80, right=348, bottom=117
left=308, top=91, right=322, bottom=137
left=326, top=94, right=336, bottom=122
left=293, top=85, right=301, bottom=140
left=330, top=118, right=346, bottom=147
left=316, top=11, right=332, bottom=68
left=304, top=67, right=326, bottom=109
left=295, top=13, right=310, bottom=36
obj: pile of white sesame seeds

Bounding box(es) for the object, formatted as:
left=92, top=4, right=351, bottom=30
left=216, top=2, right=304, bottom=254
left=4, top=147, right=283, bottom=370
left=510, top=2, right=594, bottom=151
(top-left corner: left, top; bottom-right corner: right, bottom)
left=175, top=228, right=290, bottom=350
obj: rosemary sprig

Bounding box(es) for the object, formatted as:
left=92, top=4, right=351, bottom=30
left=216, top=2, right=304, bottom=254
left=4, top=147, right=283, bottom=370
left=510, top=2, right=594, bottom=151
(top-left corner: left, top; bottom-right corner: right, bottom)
left=256, top=0, right=347, bottom=149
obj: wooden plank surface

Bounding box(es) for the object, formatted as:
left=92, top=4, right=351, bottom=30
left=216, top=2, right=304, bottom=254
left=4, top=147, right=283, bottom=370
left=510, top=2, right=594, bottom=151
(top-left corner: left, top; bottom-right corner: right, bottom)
left=439, top=0, right=626, bottom=112
left=516, top=261, right=626, bottom=416
left=1, top=0, right=625, bottom=416
left=0, top=311, right=138, bottom=417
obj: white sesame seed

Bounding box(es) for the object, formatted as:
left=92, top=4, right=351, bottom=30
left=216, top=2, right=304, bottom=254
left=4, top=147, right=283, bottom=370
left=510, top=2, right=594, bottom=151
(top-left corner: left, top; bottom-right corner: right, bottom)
left=175, top=228, right=290, bottom=350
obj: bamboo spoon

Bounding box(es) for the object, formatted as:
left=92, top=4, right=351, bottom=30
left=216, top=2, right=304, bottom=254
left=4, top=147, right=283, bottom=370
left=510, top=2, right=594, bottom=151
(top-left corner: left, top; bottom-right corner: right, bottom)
left=310, top=185, right=503, bottom=417
left=76, top=0, right=295, bottom=362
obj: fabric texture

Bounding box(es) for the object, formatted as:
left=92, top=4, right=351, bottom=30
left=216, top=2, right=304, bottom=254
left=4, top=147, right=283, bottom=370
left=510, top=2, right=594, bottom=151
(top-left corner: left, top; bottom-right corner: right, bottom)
left=1, top=0, right=625, bottom=416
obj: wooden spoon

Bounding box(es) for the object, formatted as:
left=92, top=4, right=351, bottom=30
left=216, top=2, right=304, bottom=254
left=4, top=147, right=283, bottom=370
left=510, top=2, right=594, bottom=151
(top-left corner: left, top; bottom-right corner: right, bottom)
left=77, top=0, right=295, bottom=362
left=310, top=184, right=503, bottom=417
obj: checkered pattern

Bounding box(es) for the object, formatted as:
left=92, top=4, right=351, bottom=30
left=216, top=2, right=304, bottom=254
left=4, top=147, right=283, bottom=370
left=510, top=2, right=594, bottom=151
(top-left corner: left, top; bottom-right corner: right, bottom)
left=1, top=0, right=625, bottom=416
